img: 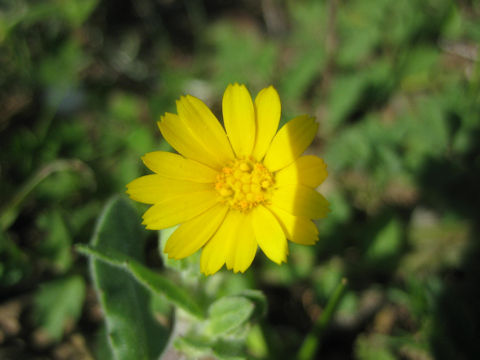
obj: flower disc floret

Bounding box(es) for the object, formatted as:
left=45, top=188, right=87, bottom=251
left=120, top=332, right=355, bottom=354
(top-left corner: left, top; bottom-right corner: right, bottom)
left=215, top=158, right=275, bottom=212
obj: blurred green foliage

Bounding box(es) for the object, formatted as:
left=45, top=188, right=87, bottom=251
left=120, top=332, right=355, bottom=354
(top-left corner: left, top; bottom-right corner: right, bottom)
left=33, top=275, right=86, bottom=341
left=1, top=0, right=479, bottom=359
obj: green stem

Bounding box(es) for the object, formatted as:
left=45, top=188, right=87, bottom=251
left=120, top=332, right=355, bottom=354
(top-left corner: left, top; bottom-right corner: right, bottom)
left=0, top=159, right=94, bottom=231
left=297, top=278, right=348, bottom=360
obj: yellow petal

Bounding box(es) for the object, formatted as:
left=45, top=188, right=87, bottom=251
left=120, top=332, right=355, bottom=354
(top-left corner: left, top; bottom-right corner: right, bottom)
left=252, top=86, right=281, bottom=161
left=275, top=155, right=328, bottom=188
left=158, top=113, right=224, bottom=169
left=267, top=205, right=319, bottom=245
left=222, top=83, right=256, bottom=157
left=142, top=151, right=217, bottom=183
left=263, top=115, right=318, bottom=172
left=251, top=205, right=288, bottom=264
left=226, top=212, right=257, bottom=273
left=126, top=175, right=212, bottom=204
left=176, top=95, right=234, bottom=166
left=142, top=190, right=218, bottom=230
left=164, top=203, right=228, bottom=260
left=200, top=210, right=238, bottom=275
left=270, top=184, right=330, bottom=219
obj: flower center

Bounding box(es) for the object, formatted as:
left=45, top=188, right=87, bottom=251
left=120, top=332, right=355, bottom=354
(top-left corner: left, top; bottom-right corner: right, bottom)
left=215, top=157, right=275, bottom=212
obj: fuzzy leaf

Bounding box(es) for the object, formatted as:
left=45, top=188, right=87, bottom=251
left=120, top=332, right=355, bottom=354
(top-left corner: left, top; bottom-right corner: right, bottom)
left=88, top=196, right=168, bottom=360
left=78, top=243, right=204, bottom=318
left=207, top=296, right=254, bottom=336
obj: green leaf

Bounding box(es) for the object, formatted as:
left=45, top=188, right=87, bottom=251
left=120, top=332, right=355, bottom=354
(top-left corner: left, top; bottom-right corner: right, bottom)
left=212, top=339, right=247, bottom=360
left=403, top=97, right=449, bottom=170
left=327, top=73, right=369, bottom=129
left=78, top=244, right=204, bottom=318
left=399, top=47, right=440, bottom=91
left=355, top=334, right=396, bottom=360
left=207, top=296, right=254, bottom=337
left=365, top=217, right=403, bottom=269
left=88, top=197, right=169, bottom=360
left=237, top=289, right=267, bottom=322
left=246, top=325, right=269, bottom=358
left=94, top=325, right=115, bottom=360
left=33, top=275, right=85, bottom=341
left=0, top=231, right=31, bottom=287
left=36, top=210, right=72, bottom=272
left=336, top=0, right=387, bottom=66
left=280, top=47, right=325, bottom=104
left=174, top=335, right=212, bottom=358
left=174, top=335, right=246, bottom=360
left=128, top=260, right=204, bottom=318
left=59, top=0, right=99, bottom=27
left=313, top=258, right=344, bottom=302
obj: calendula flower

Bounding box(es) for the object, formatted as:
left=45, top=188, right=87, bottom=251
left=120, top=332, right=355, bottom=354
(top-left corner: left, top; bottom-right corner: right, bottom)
left=126, top=84, right=329, bottom=275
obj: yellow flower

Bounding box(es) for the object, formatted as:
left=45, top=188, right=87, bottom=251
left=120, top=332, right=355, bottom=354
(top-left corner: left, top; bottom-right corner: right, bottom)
left=126, top=84, right=329, bottom=275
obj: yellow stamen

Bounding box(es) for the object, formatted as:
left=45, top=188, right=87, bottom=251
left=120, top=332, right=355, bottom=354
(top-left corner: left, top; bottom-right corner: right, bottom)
left=215, top=157, right=275, bottom=212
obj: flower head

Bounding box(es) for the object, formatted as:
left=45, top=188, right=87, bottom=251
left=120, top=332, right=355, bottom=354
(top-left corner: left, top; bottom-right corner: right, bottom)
left=126, top=84, right=329, bottom=275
